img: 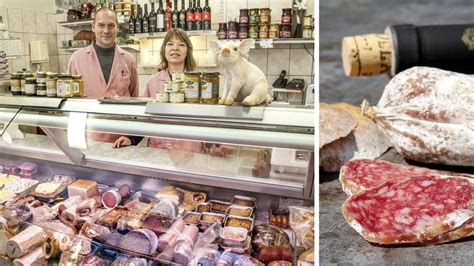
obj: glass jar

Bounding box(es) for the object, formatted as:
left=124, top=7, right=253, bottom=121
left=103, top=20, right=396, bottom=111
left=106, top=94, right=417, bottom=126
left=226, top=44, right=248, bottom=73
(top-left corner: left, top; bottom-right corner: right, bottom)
left=170, top=92, right=185, bottom=103
left=303, top=15, right=313, bottom=27
left=36, top=71, right=46, bottom=84
left=259, top=24, right=269, bottom=39
left=280, top=24, right=291, bottom=38
left=183, top=72, right=201, bottom=103
left=303, top=26, right=313, bottom=39
left=269, top=24, right=280, bottom=39
left=259, top=8, right=271, bottom=24
left=46, top=72, right=57, bottom=97
left=239, top=9, right=249, bottom=24
left=217, top=23, right=227, bottom=39
left=249, top=24, right=259, bottom=39
left=25, top=77, right=37, bottom=96
left=71, top=75, right=84, bottom=97
left=67, top=8, right=77, bottom=21
left=36, top=84, right=47, bottom=96
left=249, top=9, right=259, bottom=24
left=155, top=92, right=169, bottom=103
left=57, top=73, right=73, bottom=98
left=10, top=74, right=21, bottom=95
left=281, top=8, right=292, bottom=24
left=238, top=23, right=248, bottom=39
left=21, top=72, right=33, bottom=95
left=227, top=20, right=238, bottom=39
left=201, top=72, right=220, bottom=104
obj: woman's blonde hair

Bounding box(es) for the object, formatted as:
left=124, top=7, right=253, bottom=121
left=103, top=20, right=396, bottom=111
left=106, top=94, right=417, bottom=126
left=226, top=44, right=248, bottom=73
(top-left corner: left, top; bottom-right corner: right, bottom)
left=158, top=29, right=197, bottom=71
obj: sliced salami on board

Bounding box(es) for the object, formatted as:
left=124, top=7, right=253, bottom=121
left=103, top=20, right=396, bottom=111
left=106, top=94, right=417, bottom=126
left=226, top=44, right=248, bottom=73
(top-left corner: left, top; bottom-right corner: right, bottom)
left=342, top=175, right=474, bottom=245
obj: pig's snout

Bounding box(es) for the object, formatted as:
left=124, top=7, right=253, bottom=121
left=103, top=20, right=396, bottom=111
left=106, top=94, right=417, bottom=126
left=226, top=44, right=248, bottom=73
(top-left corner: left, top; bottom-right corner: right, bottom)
left=221, top=48, right=231, bottom=57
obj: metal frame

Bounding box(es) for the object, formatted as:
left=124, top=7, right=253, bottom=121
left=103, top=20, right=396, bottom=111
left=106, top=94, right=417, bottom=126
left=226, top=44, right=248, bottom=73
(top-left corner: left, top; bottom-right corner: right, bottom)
left=41, top=127, right=86, bottom=166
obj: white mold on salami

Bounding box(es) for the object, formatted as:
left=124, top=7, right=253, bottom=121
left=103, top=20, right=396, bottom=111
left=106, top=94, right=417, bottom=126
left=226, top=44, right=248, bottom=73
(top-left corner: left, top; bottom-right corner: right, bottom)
left=365, top=67, right=474, bottom=166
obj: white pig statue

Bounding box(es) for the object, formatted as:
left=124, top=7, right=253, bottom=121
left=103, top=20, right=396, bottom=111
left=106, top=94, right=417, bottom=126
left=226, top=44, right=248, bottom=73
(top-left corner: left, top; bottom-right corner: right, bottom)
left=209, top=39, right=272, bottom=106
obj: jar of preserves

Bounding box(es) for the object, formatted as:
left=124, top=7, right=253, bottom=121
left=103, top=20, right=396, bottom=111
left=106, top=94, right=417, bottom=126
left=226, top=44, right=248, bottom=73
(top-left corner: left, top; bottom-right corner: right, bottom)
left=303, top=26, right=313, bottom=39
left=46, top=72, right=57, bottom=97
left=36, top=84, right=47, bottom=96
left=227, top=20, right=238, bottom=39
left=249, top=9, right=259, bottom=24
left=172, top=72, right=185, bottom=82
left=201, top=72, right=220, bottom=104
left=239, top=9, right=249, bottom=24
left=238, top=23, right=248, bottom=39
left=36, top=71, right=46, bottom=84
left=156, top=92, right=169, bottom=103
left=10, top=74, right=21, bottom=95
left=269, top=23, right=280, bottom=32
left=25, top=77, right=37, bottom=96
left=170, top=92, right=185, bottom=103
left=71, top=75, right=84, bottom=97
left=259, top=30, right=269, bottom=39
left=183, top=72, right=201, bottom=103
left=249, top=24, right=259, bottom=39
left=259, top=8, right=271, bottom=24
left=280, top=24, right=291, bottom=38
left=21, top=72, right=33, bottom=95
left=67, top=8, right=77, bottom=21
left=163, top=81, right=173, bottom=92
left=303, top=15, right=313, bottom=28
left=269, top=24, right=280, bottom=39
left=57, top=73, right=73, bottom=98
left=217, top=23, right=227, bottom=39
left=172, top=81, right=183, bottom=92
left=281, top=8, right=292, bottom=24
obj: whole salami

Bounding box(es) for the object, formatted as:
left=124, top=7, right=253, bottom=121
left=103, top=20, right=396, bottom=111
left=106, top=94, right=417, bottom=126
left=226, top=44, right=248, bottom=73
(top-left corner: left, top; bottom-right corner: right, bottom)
left=342, top=174, right=474, bottom=244
left=365, top=67, right=474, bottom=166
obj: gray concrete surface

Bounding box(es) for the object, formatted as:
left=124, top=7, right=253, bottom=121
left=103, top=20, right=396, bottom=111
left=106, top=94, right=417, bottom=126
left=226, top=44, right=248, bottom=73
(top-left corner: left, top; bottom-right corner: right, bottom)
left=319, top=1, right=474, bottom=264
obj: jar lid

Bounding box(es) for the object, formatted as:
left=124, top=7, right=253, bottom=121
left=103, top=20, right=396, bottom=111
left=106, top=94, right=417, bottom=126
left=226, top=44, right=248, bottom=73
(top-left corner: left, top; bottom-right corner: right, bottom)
left=36, top=71, right=46, bottom=75
left=259, top=8, right=271, bottom=11
left=37, top=84, right=46, bottom=87
left=184, top=72, right=202, bottom=75
left=203, top=72, right=220, bottom=76
left=72, top=75, right=82, bottom=79
left=25, top=77, right=36, bottom=82
left=47, top=72, right=58, bottom=78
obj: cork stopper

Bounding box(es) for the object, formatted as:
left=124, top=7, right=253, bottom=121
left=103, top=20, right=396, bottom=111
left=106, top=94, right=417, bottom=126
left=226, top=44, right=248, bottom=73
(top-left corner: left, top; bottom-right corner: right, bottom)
left=342, top=34, right=392, bottom=76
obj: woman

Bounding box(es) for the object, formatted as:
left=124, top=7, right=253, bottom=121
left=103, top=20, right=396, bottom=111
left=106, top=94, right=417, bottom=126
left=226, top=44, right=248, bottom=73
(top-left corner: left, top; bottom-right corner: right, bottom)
left=112, top=29, right=202, bottom=152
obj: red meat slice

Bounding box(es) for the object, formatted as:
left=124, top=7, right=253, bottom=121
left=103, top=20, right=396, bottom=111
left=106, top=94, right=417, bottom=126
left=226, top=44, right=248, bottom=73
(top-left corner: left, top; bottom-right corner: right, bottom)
left=342, top=175, right=474, bottom=245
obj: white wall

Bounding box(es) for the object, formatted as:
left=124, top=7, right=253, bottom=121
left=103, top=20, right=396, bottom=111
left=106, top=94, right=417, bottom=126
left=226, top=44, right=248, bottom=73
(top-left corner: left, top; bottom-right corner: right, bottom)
left=0, top=0, right=56, bottom=14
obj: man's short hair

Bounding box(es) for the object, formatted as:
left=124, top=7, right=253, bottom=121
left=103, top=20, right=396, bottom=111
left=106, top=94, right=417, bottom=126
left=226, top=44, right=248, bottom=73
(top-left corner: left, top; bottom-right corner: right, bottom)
left=93, top=7, right=119, bottom=26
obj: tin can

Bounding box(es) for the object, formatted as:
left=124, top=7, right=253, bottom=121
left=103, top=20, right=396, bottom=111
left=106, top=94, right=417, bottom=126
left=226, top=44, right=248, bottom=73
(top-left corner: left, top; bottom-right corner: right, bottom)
left=259, top=8, right=271, bottom=24
left=183, top=72, right=201, bottom=103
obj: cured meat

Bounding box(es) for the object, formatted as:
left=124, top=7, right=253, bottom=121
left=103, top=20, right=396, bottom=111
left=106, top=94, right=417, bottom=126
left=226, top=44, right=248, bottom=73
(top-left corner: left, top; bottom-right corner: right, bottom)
left=366, top=66, right=474, bottom=166
left=319, top=103, right=357, bottom=148
left=6, top=225, right=46, bottom=258
left=342, top=175, right=474, bottom=244
left=339, top=159, right=457, bottom=195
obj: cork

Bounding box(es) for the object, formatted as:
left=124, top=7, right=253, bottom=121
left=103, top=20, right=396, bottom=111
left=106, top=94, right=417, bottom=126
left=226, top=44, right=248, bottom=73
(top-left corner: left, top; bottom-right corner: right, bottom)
left=341, top=34, right=392, bottom=76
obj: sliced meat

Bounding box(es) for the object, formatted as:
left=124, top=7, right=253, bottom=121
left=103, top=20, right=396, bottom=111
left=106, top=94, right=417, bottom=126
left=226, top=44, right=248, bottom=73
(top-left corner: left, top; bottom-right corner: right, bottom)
left=342, top=175, right=474, bottom=244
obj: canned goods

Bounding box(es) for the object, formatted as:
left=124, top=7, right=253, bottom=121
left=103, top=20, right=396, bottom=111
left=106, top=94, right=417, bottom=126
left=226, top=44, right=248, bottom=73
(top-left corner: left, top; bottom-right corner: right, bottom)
left=201, top=72, right=220, bottom=104
left=170, top=92, right=185, bottom=103
left=259, top=24, right=270, bottom=32
left=249, top=9, right=259, bottom=24
left=156, top=92, right=169, bottom=103
left=281, top=8, right=292, bottom=24
left=269, top=23, right=280, bottom=32
left=259, top=8, right=271, bottom=24
left=269, top=31, right=279, bottom=38
left=183, top=72, right=201, bottom=103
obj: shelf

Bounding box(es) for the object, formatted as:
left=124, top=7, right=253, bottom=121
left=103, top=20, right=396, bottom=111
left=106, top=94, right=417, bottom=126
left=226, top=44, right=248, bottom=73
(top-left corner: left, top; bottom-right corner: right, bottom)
left=57, top=19, right=94, bottom=29
left=272, top=88, right=304, bottom=93
left=129, top=30, right=217, bottom=40
left=59, top=44, right=140, bottom=53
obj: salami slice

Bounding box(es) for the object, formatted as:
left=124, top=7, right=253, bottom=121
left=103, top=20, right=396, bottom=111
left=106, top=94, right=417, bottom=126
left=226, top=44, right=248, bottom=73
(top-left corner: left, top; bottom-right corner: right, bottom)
left=342, top=175, right=474, bottom=244
left=338, top=159, right=462, bottom=195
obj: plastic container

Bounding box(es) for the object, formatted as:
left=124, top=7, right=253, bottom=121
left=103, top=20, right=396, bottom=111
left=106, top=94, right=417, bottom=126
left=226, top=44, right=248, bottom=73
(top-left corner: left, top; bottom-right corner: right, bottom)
left=183, top=212, right=201, bottom=224
left=220, top=236, right=251, bottom=255
left=208, top=200, right=231, bottom=213
left=224, top=215, right=254, bottom=231
left=198, top=212, right=225, bottom=231
left=195, top=202, right=212, bottom=213
left=225, top=205, right=253, bottom=218
left=232, top=195, right=257, bottom=208
left=219, top=226, right=248, bottom=247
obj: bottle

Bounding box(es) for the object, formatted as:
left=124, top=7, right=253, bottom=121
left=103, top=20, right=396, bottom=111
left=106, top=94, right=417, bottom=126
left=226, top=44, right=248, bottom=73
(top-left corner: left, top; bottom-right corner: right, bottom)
left=164, top=0, right=173, bottom=31
left=202, top=0, right=211, bottom=30
left=156, top=0, right=165, bottom=32
left=186, top=0, right=194, bottom=31
left=135, top=5, right=143, bottom=33
left=128, top=5, right=135, bottom=34
left=143, top=4, right=149, bottom=33
left=149, top=2, right=157, bottom=33
left=179, top=0, right=186, bottom=30
left=172, top=0, right=179, bottom=29
left=194, top=0, right=202, bottom=30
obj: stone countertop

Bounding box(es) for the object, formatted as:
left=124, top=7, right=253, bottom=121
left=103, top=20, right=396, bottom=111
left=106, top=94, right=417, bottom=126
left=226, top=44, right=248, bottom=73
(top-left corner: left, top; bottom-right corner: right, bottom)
left=319, top=149, right=474, bottom=265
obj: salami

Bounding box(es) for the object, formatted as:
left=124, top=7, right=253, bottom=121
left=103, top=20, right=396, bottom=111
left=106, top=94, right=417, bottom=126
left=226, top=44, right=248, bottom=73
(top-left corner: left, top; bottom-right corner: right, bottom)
left=339, top=159, right=466, bottom=195
left=342, top=175, right=474, bottom=244
left=365, top=66, right=474, bottom=166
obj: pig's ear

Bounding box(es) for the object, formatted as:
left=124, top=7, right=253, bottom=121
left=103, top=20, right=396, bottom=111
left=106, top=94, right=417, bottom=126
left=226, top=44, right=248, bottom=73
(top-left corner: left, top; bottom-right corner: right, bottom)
left=238, top=39, right=255, bottom=54
left=209, top=41, right=220, bottom=54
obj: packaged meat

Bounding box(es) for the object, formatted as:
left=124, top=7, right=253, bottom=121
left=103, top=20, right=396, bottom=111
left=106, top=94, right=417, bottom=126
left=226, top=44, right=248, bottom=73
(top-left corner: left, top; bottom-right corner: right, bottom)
left=208, top=200, right=231, bottom=213
left=43, top=233, right=62, bottom=259
left=183, top=212, right=201, bottom=224
left=143, top=213, right=174, bottom=235
left=149, top=198, right=179, bottom=219
left=365, top=66, right=474, bottom=166
left=252, top=225, right=290, bottom=254
left=0, top=229, right=12, bottom=256
left=172, top=242, right=193, bottom=265
left=68, top=179, right=98, bottom=199
left=342, top=175, right=474, bottom=244
left=175, top=224, right=199, bottom=246
left=216, top=250, right=239, bottom=266
left=224, top=215, right=254, bottom=231
left=226, top=205, right=253, bottom=218
left=118, top=229, right=158, bottom=255
left=102, top=190, right=122, bottom=209
left=221, top=236, right=251, bottom=255
left=56, top=195, right=82, bottom=214
left=232, top=195, right=257, bottom=208
left=234, top=255, right=264, bottom=266
left=182, top=190, right=207, bottom=209
left=257, top=245, right=292, bottom=265
left=195, top=202, right=212, bottom=213
left=117, top=216, right=142, bottom=231
left=157, top=235, right=177, bottom=256
left=220, top=226, right=248, bottom=247
left=31, top=175, right=75, bottom=199
left=30, top=205, right=58, bottom=223
left=6, top=225, right=46, bottom=258
left=78, top=254, right=108, bottom=266
left=268, top=260, right=293, bottom=266
left=18, top=163, right=37, bottom=178
left=199, top=212, right=225, bottom=231
left=12, top=246, right=46, bottom=266
left=118, top=184, right=131, bottom=198
left=95, top=208, right=127, bottom=230
left=289, top=206, right=314, bottom=249
left=0, top=174, right=20, bottom=187
left=155, top=186, right=184, bottom=204
left=79, top=222, right=111, bottom=240
left=4, top=164, right=20, bottom=175
left=2, top=178, right=38, bottom=194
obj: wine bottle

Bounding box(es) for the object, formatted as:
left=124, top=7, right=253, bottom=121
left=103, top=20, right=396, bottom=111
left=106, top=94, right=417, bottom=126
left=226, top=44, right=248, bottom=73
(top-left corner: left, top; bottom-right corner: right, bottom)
left=149, top=2, right=157, bottom=33
left=179, top=0, right=186, bottom=30
left=128, top=5, right=135, bottom=34
left=135, top=5, right=142, bottom=34
left=157, top=0, right=165, bottom=32
left=164, top=0, right=173, bottom=31
left=186, top=0, right=194, bottom=31
left=142, top=4, right=149, bottom=33
left=172, top=0, right=179, bottom=29
left=202, top=0, right=211, bottom=30
left=194, top=0, right=202, bottom=30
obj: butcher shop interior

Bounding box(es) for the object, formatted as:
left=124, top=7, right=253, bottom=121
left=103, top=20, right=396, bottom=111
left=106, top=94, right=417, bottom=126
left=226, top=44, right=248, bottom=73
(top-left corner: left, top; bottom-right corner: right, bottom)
left=0, top=0, right=315, bottom=265
left=320, top=0, right=474, bottom=265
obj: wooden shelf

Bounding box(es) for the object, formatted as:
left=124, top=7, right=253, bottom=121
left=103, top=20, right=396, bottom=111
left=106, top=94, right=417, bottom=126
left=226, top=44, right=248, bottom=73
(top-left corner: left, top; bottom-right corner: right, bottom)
left=58, top=19, right=94, bottom=29
left=60, top=44, right=140, bottom=53
left=129, top=30, right=217, bottom=40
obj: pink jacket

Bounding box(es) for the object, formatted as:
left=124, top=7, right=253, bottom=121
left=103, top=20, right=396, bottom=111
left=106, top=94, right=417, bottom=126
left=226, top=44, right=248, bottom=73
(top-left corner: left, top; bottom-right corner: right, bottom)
left=67, top=44, right=139, bottom=99
left=143, top=70, right=170, bottom=97
left=68, top=44, right=139, bottom=143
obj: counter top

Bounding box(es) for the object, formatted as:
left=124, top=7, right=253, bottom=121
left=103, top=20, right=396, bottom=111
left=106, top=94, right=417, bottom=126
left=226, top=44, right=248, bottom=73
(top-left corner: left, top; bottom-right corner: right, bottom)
left=319, top=149, right=474, bottom=265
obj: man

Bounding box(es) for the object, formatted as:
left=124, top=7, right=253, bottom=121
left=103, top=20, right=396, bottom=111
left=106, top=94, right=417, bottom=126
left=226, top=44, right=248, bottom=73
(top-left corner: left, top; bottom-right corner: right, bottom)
left=67, top=7, right=138, bottom=99
left=68, top=7, right=138, bottom=144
